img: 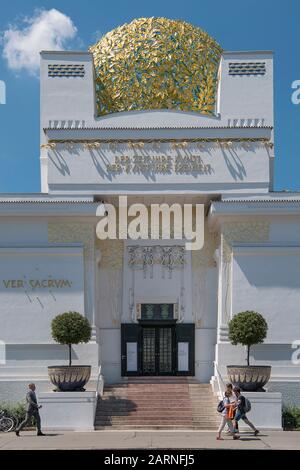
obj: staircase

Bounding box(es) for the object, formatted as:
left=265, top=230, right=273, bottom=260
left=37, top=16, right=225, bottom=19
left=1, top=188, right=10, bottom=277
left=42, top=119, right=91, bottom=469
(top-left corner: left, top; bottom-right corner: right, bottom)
left=94, top=377, right=220, bottom=430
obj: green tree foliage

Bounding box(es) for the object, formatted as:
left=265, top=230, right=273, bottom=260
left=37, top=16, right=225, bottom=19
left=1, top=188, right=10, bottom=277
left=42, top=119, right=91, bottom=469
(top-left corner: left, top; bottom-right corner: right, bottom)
left=228, top=311, right=268, bottom=366
left=51, top=312, right=91, bottom=366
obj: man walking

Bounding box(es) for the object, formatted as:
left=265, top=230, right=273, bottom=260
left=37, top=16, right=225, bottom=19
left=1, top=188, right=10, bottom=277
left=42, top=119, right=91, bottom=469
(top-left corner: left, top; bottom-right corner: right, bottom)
left=233, top=386, right=259, bottom=435
left=15, top=383, right=45, bottom=436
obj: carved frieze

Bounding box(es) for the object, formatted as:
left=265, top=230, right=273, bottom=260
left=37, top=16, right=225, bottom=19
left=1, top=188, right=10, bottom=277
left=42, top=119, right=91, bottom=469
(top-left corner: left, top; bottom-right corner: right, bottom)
left=128, top=245, right=185, bottom=277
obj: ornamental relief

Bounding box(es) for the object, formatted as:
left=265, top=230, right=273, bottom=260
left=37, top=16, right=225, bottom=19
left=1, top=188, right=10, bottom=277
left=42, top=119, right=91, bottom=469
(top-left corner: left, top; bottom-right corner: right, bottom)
left=192, top=227, right=219, bottom=269
left=128, top=245, right=185, bottom=267
left=96, top=239, right=124, bottom=270
left=222, top=221, right=270, bottom=262
left=128, top=245, right=185, bottom=277
left=48, top=223, right=94, bottom=256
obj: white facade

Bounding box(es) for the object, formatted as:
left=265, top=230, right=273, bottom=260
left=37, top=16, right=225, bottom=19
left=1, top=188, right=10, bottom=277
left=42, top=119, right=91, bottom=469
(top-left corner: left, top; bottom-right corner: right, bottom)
left=0, top=44, right=299, bottom=409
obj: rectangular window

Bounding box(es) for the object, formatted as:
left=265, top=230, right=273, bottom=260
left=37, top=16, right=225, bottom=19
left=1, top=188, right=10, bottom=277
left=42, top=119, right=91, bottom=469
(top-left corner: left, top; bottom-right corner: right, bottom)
left=141, top=303, right=174, bottom=320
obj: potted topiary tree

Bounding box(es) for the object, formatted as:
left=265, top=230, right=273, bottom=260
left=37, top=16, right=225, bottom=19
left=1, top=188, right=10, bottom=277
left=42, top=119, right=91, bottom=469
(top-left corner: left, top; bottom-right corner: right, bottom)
left=227, top=311, right=271, bottom=391
left=48, top=311, right=92, bottom=391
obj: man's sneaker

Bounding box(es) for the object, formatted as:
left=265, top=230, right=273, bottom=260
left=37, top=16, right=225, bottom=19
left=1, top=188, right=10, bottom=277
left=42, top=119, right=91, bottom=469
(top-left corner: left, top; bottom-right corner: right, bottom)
left=37, top=432, right=46, bottom=436
left=15, top=430, right=20, bottom=437
left=233, top=435, right=240, bottom=440
left=254, top=429, right=260, bottom=436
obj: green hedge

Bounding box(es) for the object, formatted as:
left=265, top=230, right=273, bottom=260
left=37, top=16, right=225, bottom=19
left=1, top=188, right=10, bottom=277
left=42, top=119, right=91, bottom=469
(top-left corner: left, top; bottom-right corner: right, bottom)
left=282, top=405, right=300, bottom=430
left=0, top=402, right=35, bottom=427
left=1, top=402, right=26, bottom=421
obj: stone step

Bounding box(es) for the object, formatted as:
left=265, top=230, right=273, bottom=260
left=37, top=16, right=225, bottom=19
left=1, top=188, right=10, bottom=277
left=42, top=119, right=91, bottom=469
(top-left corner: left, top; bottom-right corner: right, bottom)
left=98, top=403, right=213, bottom=409
left=100, top=397, right=193, bottom=401
left=100, top=404, right=215, bottom=409
left=105, top=384, right=195, bottom=388
left=104, top=388, right=191, bottom=392
left=96, top=418, right=194, bottom=423
left=98, top=411, right=212, bottom=414
left=99, top=403, right=216, bottom=407
left=102, top=392, right=203, bottom=397
left=99, top=400, right=216, bottom=405
left=96, top=409, right=194, bottom=414
left=105, top=390, right=193, bottom=392
left=95, top=419, right=219, bottom=425
left=96, top=416, right=196, bottom=420
left=122, top=377, right=193, bottom=381
left=95, top=416, right=219, bottom=421
left=104, top=383, right=208, bottom=387
left=95, top=425, right=217, bottom=430
left=105, top=387, right=211, bottom=391
left=96, top=413, right=218, bottom=418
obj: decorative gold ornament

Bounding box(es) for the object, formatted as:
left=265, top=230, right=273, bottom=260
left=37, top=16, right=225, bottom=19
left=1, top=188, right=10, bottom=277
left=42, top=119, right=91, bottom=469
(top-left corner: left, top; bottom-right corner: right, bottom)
left=83, top=142, right=101, bottom=149
left=43, top=137, right=272, bottom=149
left=90, top=17, right=222, bottom=116
left=40, top=143, right=56, bottom=150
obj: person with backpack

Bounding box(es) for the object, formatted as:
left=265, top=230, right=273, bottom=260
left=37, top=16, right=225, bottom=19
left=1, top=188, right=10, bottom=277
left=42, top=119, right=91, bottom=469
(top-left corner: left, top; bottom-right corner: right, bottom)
left=216, top=390, right=240, bottom=440
left=224, top=383, right=239, bottom=433
left=233, top=386, right=259, bottom=436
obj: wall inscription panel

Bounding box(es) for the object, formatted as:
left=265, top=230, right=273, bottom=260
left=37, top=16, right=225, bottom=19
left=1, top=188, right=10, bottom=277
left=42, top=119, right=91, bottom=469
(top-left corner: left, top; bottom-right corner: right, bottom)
left=0, top=247, right=84, bottom=343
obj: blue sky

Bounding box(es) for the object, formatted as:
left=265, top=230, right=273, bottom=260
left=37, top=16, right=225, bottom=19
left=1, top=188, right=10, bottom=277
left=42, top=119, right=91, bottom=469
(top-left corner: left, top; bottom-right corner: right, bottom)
left=0, top=0, right=299, bottom=193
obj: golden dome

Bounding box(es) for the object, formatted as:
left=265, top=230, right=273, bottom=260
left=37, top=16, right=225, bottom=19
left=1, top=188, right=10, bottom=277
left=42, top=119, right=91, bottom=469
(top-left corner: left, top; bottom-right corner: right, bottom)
left=90, top=17, right=222, bottom=116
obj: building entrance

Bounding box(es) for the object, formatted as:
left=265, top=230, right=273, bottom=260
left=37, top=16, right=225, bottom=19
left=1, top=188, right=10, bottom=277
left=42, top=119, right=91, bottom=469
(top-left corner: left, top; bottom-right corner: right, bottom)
left=121, top=309, right=195, bottom=377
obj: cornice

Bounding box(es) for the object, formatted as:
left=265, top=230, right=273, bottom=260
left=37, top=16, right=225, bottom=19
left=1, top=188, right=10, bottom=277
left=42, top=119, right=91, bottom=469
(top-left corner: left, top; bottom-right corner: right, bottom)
left=43, top=125, right=273, bottom=132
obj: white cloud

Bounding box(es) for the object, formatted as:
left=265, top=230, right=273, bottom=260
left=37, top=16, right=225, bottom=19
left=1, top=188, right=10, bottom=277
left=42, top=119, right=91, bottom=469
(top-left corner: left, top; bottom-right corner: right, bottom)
left=2, top=9, right=77, bottom=75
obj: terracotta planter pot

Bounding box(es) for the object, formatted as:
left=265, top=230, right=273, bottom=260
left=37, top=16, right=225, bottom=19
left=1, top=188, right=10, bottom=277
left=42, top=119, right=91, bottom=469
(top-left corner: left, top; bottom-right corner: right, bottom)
left=48, top=365, right=91, bottom=391
left=227, top=365, right=271, bottom=392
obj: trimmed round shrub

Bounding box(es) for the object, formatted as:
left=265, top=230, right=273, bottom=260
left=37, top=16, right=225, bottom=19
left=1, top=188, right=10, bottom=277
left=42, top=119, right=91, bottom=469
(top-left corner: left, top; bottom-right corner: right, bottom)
left=51, top=312, right=91, bottom=366
left=228, top=311, right=268, bottom=365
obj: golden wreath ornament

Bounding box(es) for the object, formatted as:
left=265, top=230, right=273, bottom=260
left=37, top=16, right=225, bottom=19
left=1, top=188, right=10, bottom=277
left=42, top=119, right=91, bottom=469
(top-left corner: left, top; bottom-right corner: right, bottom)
left=90, top=17, right=222, bottom=116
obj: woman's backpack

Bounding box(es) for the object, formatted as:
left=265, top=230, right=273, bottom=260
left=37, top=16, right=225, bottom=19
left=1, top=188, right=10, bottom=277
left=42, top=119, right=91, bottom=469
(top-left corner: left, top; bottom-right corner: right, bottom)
left=217, top=400, right=225, bottom=413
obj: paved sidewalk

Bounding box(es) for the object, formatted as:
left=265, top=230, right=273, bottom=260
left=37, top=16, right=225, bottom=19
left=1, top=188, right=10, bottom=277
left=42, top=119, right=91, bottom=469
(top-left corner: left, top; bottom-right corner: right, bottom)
left=0, top=430, right=299, bottom=450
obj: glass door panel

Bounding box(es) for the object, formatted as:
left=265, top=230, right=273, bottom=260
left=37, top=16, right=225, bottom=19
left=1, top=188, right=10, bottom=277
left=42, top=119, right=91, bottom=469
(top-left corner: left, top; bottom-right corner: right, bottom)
left=142, top=327, right=156, bottom=374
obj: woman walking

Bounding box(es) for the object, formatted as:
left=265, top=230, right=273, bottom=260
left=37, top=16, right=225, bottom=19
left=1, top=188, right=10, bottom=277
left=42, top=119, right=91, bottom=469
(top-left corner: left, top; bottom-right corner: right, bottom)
left=217, top=390, right=240, bottom=440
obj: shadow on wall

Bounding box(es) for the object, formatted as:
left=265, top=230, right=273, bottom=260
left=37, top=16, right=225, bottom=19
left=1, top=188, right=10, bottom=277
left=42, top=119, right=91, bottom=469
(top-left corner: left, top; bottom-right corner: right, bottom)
left=220, top=144, right=250, bottom=181
left=5, top=344, right=79, bottom=362
left=251, top=344, right=297, bottom=363
left=47, top=141, right=261, bottom=183
left=48, top=150, right=71, bottom=176
left=235, top=255, right=300, bottom=288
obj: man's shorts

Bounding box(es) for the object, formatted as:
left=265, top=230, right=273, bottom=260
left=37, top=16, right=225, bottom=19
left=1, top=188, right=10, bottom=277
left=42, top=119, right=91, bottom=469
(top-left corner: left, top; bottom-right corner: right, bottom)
left=235, top=410, right=246, bottom=422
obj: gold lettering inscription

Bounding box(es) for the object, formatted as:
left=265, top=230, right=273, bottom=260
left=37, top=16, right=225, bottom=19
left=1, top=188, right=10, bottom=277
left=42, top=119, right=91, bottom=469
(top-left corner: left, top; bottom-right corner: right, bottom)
left=3, top=279, right=72, bottom=289
left=3, top=280, right=24, bottom=288
left=106, top=155, right=212, bottom=174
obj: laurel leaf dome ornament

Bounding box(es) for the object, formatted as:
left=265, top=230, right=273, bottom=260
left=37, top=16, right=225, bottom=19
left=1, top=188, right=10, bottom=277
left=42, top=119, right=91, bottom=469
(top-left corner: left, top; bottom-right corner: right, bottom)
left=90, top=17, right=222, bottom=116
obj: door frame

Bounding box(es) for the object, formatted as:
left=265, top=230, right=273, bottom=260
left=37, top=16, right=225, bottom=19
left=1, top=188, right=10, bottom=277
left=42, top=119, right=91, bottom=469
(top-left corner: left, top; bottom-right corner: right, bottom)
left=121, top=322, right=195, bottom=377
